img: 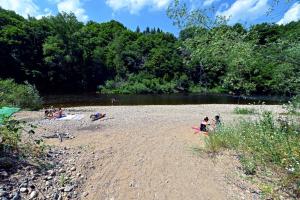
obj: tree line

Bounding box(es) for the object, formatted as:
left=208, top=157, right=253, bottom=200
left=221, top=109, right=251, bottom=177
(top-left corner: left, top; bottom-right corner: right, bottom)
left=0, top=7, right=299, bottom=96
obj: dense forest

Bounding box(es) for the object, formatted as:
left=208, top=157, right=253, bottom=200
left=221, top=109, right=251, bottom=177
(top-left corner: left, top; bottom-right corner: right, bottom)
left=0, top=7, right=299, bottom=96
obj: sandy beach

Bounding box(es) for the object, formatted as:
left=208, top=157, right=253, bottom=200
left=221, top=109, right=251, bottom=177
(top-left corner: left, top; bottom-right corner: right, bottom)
left=15, top=104, right=283, bottom=200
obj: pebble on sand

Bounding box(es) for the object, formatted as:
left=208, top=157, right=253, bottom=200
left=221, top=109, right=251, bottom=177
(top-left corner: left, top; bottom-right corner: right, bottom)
left=82, top=192, right=89, bottom=197
left=64, top=185, right=74, bottom=192
left=29, top=191, right=38, bottom=199
left=48, top=170, right=56, bottom=176
left=19, top=188, right=28, bottom=193
left=70, top=167, right=76, bottom=171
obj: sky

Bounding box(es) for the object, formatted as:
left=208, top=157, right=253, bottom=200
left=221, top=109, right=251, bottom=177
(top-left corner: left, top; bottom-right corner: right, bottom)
left=0, top=0, right=300, bottom=35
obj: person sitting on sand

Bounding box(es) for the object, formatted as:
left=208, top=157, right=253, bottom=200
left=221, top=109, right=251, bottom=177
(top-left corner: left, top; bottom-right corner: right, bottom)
left=44, top=110, right=52, bottom=118
left=200, top=116, right=210, bottom=134
left=90, top=113, right=106, bottom=121
left=53, top=108, right=64, bottom=119
left=44, top=109, right=56, bottom=119
left=212, top=115, right=222, bottom=130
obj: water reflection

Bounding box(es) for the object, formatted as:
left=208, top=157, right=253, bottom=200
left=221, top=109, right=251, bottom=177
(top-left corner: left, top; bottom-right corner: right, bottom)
left=43, top=93, right=287, bottom=107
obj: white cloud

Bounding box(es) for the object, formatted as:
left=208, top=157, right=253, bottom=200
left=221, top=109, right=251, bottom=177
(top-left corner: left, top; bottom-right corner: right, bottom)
left=203, top=0, right=220, bottom=7
left=57, top=0, right=88, bottom=22
left=216, top=0, right=270, bottom=24
left=277, top=2, right=300, bottom=25
left=0, top=0, right=40, bottom=17
left=105, top=0, right=171, bottom=14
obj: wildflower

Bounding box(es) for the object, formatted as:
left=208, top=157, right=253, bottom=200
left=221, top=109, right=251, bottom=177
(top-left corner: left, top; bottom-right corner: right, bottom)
left=287, top=166, right=295, bottom=173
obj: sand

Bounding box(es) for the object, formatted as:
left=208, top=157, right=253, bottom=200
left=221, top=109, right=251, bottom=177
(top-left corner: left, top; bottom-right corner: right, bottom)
left=15, top=104, right=283, bottom=200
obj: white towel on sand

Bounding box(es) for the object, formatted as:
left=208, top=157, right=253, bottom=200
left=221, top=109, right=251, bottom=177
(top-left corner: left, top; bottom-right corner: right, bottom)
left=56, top=114, right=84, bottom=121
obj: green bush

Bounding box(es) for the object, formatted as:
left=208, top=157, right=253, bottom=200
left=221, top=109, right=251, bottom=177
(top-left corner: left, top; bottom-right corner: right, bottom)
left=233, top=107, right=257, bottom=115
left=0, top=79, right=42, bottom=110
left=188, top=85, right=204, bottom=93
left=0, top=118, right=22, bottom=153
left=0, top=117, right=47, bottom=161
left=188, top=84, right=227, bottom=94
left=204, top=111, right=300, bottom=197
left=99, top=73, right=181, bottom=94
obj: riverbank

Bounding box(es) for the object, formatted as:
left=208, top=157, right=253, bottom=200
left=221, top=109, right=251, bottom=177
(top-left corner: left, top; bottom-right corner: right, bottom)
left=12, top=104, right=284, bottom=199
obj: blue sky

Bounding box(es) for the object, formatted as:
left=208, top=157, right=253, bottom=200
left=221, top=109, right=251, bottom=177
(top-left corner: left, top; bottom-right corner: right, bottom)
left=0, top=0, right=299, bottom=35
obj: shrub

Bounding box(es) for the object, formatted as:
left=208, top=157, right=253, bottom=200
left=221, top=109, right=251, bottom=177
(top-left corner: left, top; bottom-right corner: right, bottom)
left=0, top=118, right=22, bottom=153
left=188, top=85, right=227, bottom=94
left=188, top=84, right=204, bottom=93
left=0, top=117, right=46, bottom=158
left=233, top=107, right=257, bottom=115
left=99, top=73, right=180, bottom=94
left=0, top=79, right=42, bottom=110
left=204, top=111, right=300, bottom=197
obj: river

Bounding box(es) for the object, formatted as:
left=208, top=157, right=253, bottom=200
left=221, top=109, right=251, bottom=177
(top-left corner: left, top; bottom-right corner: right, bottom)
left=42, top=93, right=287, bottom=107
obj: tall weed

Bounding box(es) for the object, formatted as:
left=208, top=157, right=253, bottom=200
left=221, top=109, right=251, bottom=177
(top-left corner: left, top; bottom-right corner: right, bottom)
left=204, top=111, right=300, bottom=197
left=0, top=117, right=46, bottom=159
left=283, top=95, right=300, bottom=115
left=233, top=107, right=257, bottom=115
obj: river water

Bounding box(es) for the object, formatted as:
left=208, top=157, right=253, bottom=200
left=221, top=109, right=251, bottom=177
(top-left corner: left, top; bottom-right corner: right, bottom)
left=43, top=93, right=287, bottom=107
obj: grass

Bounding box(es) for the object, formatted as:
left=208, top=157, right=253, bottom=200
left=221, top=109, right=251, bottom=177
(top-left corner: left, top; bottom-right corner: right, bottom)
left=233, top=107, right=257, bottom=115
left=203, top=111, right=300, bottom=198
left=283, top=95, right=300, bottom=116
left=59, top=173, right=69, bottom=187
